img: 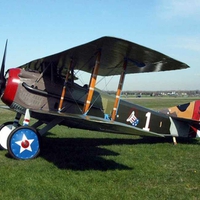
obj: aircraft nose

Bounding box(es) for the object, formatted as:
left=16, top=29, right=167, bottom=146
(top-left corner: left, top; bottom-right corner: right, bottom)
left=0, top=40, right=7, bottom=96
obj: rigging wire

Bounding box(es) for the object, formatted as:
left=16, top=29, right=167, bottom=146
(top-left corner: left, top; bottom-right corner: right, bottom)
left=95, top=59, right=124, bottom=91
left=96, top=75, right=115, bottom=91
left=60, top=87, right=87, bottom=114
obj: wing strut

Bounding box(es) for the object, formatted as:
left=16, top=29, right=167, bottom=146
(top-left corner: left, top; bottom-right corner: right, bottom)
left=58, top=59, right=73, bottom=112
left=111, top=59, right=127, bottom=121
left=83, top=51, right=101, bottom=114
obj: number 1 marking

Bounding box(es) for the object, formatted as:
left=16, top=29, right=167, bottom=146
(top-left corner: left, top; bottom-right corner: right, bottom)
left=143, top=112, right=151, bottom=131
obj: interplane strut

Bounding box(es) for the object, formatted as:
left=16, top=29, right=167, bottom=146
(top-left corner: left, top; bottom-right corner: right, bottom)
left=83, top=51, right=101, bottom=114
left=58, top=59, right=73, bottom=112
left=111, top=59, right=127, bottom=121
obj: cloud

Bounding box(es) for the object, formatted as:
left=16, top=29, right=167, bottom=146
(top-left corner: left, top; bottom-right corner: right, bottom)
left=158, top=0, right=200, bottom=19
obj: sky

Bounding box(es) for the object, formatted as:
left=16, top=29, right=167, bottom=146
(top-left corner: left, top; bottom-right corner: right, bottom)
left=0, top=0, right=200, bottom=91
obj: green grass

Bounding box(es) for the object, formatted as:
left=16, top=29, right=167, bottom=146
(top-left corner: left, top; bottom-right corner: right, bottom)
left=0, top=97, right=200, bottom=200
left=124, top=96, right=200, bottom=110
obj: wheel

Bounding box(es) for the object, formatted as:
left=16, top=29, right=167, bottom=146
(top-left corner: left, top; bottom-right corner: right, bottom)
left=7, top=126, right=40, bottom=160
left=0, top=121, right=18, bottom=150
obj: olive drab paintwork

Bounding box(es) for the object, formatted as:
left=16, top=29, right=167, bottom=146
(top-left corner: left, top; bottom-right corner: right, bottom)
left=0, top=37, right=199, bottom=160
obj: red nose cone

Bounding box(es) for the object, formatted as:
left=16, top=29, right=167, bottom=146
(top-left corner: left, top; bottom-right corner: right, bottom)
left=1, top=68, right=21, bottom=106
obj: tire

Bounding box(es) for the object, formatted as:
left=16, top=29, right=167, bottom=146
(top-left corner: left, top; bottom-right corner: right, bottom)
left=7, top=126, right=40, bottom=160
left=0, top=121, right=18, bottom=150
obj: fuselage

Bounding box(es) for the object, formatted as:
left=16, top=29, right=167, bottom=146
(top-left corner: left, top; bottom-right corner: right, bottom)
left=3, top=68, right=200, bottom=139
left=1, top=68, right=174, bottom=136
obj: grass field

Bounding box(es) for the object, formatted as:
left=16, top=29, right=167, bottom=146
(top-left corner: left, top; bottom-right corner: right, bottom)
left=0, top=97, right=200, bottom=200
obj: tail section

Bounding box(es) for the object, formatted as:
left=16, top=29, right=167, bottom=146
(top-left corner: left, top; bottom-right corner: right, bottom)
left=160, top=100, right=200, bottom=138
left=160, top=100, right=200, bottom=120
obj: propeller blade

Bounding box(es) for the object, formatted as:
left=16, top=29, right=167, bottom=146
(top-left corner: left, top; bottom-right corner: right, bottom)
left=0, top=40, right=8, bottom=94
left=1, top=40, right=8, bottom=79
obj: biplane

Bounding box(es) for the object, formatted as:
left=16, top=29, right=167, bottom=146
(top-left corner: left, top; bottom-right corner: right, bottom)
left=0, top=36, right=199, bottom=160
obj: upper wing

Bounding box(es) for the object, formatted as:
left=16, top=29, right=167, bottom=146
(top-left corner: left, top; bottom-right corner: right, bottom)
left=18, top=36, right=189, bottom=77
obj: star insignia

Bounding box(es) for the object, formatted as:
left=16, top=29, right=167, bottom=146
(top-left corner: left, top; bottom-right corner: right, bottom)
left=15, top=134, right=34, bottom=153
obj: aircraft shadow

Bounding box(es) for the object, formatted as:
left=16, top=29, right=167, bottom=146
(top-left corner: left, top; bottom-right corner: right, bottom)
left=40, top=137, right=132, bottom=171
left=40, top=136, right=199, bottom=171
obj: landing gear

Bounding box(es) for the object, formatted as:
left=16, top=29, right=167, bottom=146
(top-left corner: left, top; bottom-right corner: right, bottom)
left=7, top=126, right=40, bottom=160
left=2, top=109, right=63, bottom=160
left=0, top=121, right=18, bottom=150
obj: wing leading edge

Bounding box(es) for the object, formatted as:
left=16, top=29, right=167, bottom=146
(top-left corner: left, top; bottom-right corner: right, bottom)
left=18, top=36, right=189, bottom=77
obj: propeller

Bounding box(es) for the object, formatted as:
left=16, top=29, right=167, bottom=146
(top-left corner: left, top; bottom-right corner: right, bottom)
left=0, top=40, right=7, bottom=95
